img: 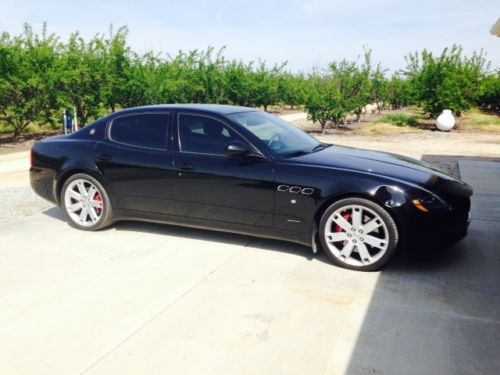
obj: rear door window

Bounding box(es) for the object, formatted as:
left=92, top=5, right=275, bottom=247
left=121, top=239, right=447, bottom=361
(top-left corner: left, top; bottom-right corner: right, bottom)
left=110, top=113, right=169, bottom=150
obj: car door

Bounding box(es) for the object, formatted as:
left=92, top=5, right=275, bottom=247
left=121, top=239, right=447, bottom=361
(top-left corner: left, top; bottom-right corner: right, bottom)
left=95, top=112, right=178, bottom=214
left=171, top=112, right=275, bottom=227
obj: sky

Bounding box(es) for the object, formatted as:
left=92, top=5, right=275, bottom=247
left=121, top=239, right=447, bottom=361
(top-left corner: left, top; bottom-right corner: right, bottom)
left=1, top=0, right=499, bottom=73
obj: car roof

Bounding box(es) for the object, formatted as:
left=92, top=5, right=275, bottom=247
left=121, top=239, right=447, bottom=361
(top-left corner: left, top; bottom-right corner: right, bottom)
left=115, top=104, right=258, bottom=116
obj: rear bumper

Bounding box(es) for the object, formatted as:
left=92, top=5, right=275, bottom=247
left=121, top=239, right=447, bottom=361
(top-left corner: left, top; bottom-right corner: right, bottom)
left=30, top=167, right=58, bottom=204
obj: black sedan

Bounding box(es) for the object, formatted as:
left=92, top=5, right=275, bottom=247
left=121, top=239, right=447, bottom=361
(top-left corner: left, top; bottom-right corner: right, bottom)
left=30, top=104, right=473, bottom=271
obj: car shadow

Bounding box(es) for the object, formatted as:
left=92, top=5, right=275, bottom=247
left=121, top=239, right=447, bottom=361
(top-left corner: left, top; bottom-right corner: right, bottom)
left=386, top=240, right=468, bottom=272
left=345, top=156, right=500, bottom=374
left=42, top=206, right=321, bottom=264
left=42, top=205, right=469, bottom=270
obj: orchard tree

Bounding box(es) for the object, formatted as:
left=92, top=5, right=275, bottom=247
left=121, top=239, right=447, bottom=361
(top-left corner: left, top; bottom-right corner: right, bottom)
left=329, top=57, right=372, bottom=126
left=351, top=50, right=372, bottom=122
left=223, top=60, right=254, bottom=106
left=385, top=74, right=414, bottom=109
left=305, top=75, right=335, bottom=132
left=369, top=63, right=388, bottom=113
left=0, top=24, right=58, bottom=137
left=195, top=47, right=227, bottom=103
left=280, top=73, right=306, bottom=109
left=55, top=32, right=107, bottom=126
left=305, top=55, right=373, bottom=132
left=120, top=52, right=162, bottom=107
left=252, top=62, right=284, bottom=111
left=405, top=45, right=487, bottom=117
left=101, top=26, right=131, bottom=112
left=477, top=71, right=500, bottom=112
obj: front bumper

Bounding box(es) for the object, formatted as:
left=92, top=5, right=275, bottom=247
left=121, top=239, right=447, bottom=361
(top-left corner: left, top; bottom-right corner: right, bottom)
left=403, top=206, right=471, bottom=251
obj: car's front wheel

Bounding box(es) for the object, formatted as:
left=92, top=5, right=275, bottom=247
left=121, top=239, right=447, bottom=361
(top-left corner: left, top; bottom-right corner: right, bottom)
left=61, top=173, right=113, bottom=231
left=319, top=197, right=399, bottom=271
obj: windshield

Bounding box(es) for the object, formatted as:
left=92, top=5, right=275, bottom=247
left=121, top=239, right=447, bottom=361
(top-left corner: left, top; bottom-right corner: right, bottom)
left=227, top=111, right=321, bottom=157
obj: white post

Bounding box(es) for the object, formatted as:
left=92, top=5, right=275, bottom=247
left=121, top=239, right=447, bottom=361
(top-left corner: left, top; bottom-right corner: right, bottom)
left=73, top=106, right=79, bottom=131
left=63, top=110, right=67, bottom=134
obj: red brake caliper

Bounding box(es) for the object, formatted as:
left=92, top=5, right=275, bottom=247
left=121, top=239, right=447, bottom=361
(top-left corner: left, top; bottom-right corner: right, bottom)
left=335, top=213, right=351, bottom=232
left=94, top=194, right=102, bottom=214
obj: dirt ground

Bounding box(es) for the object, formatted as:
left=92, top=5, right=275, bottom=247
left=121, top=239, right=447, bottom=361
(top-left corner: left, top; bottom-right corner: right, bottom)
left=315, top=131, right=500, bottom=158
left=0, top=130, right=60, bottom=155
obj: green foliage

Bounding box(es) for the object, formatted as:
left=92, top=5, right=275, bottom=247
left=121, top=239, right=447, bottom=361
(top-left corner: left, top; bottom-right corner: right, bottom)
left=0, top=24, right=302, bottom=136
left=369, top=63, right=388, bottom=113
left=305, top=51, right=372, bottom=132
left=376, top=113, right=418, bottom=127
left=477, top=71, right=500, bottom=112
left=0, top=23, right=497, bottom=137
left=405, top=45, right=488, bottom=118
left=54, top=32, right=107, bottom=126
left=305, top=75, right=335, bottom=131
left=385, top=74, right=415, bottom=110
left=0, top=24, right=58, bottom=136
left=101, top=26, right=132, bottom=112
left=279, top=73, right=306, bottom=109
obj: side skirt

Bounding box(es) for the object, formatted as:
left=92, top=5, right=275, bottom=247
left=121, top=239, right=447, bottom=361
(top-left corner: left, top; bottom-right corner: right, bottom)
left=113, top=209, right=312, bottom=247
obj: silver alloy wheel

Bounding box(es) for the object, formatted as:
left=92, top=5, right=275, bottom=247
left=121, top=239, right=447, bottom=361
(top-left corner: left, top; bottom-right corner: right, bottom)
left=324, top=204, right=389, bottom=267
left=64, top=178, right=104, bottom=227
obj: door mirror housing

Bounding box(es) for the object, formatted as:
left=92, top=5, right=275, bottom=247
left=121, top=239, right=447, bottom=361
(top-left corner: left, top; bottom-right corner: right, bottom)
left=225, top=141, right=250, bottom=156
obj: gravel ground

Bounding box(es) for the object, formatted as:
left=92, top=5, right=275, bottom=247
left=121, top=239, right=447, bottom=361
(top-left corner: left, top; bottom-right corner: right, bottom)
left=0, top=186, right=52, bottom=223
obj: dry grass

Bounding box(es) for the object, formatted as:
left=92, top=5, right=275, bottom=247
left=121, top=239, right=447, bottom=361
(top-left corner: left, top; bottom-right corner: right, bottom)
left=296, top=106, right=500, bottom=135
left=351, top=122, right=422, bottom=136
left=463, top=108, right=500, bottom=132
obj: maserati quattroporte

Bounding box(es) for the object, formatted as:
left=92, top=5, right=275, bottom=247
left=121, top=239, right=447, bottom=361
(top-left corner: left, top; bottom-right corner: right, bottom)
left=30, top=105, right=472, bottom=271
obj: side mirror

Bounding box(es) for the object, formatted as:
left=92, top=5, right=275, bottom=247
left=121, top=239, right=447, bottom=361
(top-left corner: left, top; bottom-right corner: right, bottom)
left=225, top=141, right=250, bottom=156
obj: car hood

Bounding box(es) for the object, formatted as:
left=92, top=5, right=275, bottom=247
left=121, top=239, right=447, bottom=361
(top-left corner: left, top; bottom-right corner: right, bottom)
left=291, top=145, right=472, bottom=196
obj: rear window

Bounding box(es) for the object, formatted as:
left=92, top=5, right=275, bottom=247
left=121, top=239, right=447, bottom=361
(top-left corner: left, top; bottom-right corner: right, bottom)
left=110, top=113, right=169, bottom=149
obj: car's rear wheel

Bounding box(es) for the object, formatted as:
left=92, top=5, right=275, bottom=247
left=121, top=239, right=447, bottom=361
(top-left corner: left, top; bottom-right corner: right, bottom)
left=61, top=173, right=113, bottom=231
left=319, top=197, right=399, bottom=271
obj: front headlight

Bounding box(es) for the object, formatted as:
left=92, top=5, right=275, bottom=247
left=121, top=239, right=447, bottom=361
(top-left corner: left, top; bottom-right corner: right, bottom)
left=412, top=195, right=448, bottom=213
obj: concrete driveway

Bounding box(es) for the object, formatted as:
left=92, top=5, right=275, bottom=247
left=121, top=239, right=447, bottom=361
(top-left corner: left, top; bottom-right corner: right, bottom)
left=0, top=154, right=498, bottom=374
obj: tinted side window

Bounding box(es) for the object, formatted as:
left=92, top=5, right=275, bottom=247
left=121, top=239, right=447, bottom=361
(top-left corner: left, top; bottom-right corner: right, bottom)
left=110, top=114, right=169, bottom=149
left=178, top=114, right=243, bottom=155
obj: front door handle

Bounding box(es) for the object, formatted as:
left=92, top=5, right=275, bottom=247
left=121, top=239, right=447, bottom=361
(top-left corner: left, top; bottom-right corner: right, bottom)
left=98, top=153, right=112, bottom=161
left=181, top=162, right=195, bottom=171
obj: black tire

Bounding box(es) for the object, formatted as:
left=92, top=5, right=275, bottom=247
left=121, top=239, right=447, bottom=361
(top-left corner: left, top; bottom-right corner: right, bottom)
left=319, top=197, right=399, bottom=271
left=60, top=173, right=113, bottom=231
